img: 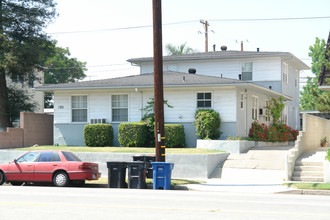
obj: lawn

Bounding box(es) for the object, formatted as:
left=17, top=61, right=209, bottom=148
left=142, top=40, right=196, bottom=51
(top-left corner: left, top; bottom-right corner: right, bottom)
left=15, top=145, right=224, bottom=154
left=86, top=177, right=205, bottom=185
left=283, top=182, right=330, bottom=190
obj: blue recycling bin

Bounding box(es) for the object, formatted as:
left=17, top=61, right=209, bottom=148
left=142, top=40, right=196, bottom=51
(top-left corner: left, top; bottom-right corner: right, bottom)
left=151, top=162, right=174, bottom=190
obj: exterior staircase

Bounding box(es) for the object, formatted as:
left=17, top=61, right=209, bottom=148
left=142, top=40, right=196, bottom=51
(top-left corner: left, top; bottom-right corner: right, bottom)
left=291, top=150, right=327, bottom=182
left=210, top=145, right=294, bottom=182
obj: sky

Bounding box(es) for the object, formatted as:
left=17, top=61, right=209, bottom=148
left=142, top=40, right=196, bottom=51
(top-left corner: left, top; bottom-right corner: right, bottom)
left=45, top=0, right=330, bottom=81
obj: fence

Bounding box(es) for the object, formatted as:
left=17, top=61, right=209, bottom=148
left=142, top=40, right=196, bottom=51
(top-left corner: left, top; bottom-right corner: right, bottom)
left=0, top=112, right=53, bottom=149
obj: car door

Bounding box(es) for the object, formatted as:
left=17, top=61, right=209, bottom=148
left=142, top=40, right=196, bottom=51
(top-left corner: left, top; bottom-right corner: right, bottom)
left=6, top=152, right=39, bottom=181
left=34, top=151, right=62, bottom=182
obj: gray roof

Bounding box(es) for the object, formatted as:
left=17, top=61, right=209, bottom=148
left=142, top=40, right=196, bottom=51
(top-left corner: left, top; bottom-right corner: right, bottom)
left=36, top=71, right=291, bottom=100
left=36, top=71, right=249, bottom=91
left=127, top=50, right=310, bottom=70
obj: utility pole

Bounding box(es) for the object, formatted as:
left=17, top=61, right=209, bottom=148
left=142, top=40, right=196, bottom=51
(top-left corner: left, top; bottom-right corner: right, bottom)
left=153, top=0, right=165, bottom=162
left=200, top=20, right=209, bottom=52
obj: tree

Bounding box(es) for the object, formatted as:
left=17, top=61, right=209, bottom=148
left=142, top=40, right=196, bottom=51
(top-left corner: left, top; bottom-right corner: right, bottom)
left=165, top=42, right=197, bottom=55
left=7, top=86, right=37, bottom=126
left=43, top=45, right=87, bottom=108
left=0, top=0, right=57, bottom=130
left=300, top=37, right=328, bottom=111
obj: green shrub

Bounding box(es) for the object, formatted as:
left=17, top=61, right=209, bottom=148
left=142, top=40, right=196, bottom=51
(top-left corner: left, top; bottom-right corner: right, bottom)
left=325, top=149, right=330, bottom=162
left=84, top=124, right=113, bottom=147
left=194, top=109, right=222, bottom=140
left=165, top=124, right=185, bottom=148
left=118, top=123, right=149, bottom=147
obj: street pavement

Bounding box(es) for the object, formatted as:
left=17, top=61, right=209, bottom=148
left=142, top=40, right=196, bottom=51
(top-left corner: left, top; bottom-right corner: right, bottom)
left=1, top=184, right=330, bottom=220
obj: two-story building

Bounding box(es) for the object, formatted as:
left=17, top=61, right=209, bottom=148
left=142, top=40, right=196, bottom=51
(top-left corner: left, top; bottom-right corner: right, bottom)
left=36, top=50, right=309, bottom=147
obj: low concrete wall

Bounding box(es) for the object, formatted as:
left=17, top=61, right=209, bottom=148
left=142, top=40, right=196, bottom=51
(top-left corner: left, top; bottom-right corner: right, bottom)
left=196, top=140, right=254, bottom=154
left=286, top=114, right=330, bottom=181
left=0, top=150, right=229, bottom=179
left=256, top=142, right=294, bottom=147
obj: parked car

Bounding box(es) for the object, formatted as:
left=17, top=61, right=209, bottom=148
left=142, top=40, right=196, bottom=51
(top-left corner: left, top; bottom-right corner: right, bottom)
left=0, top=150, right=101, bottom=187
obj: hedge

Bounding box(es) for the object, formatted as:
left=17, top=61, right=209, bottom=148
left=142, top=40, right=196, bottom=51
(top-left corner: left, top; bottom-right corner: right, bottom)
left=165, top=124, right=185, bottom=148
left=194, top=109, right=221, bottom=140
left=118, top=123, right=186, bottom=148
left=84, top=124, right=113, bottom=147
left=118, top=122, right=149, bottom=147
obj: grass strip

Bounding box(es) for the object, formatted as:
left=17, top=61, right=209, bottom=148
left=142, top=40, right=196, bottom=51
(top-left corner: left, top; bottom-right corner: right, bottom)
left=87, top=177, right=205, bottom=186
left=283, top=182, right=330, bottom=190
left=15, top=146, right=224, bottom=154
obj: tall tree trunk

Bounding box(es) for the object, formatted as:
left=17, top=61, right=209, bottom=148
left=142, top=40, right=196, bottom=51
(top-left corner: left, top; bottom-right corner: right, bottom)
left=0, top=0, right=10, bottom=131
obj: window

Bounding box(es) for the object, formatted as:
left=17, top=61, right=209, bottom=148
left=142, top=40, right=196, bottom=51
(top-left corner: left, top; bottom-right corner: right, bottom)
left=282, top=105, right=288, bottom=124
left=72, top=96, right=87, bottom=122
left=282, top=63, right=288, bottom=84
left=197, top=92, right=212, bottom=108
left=62, top=151, right=82, bottom=162
left=240, top=93, right=244, bottom=110
left=252, top=96, right=259, bottom=120
left=112, top=94, right=128, bottom=122
left=241, top=62, right=253, bottom=81
left=16, top=152, right=40, bottom=163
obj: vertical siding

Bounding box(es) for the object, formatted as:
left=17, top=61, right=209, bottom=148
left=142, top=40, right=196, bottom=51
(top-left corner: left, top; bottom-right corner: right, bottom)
left=54, top=92, right=71, bottom=123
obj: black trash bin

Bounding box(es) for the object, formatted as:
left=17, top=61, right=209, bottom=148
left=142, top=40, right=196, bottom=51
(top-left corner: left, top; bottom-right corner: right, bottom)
left=126, top=161, right=147, bottom=189
left=132, top=154, right=155, bottom=178
left=106, top=161, right=127, bottom=188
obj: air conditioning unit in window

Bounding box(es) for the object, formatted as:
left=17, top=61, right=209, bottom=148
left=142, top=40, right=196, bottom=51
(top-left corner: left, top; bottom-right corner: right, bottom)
left=90, top=118, right=106, bottom=124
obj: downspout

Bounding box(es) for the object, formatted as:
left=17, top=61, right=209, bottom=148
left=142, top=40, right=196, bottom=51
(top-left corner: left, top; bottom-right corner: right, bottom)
left=135, top=88, right=143, bottom=119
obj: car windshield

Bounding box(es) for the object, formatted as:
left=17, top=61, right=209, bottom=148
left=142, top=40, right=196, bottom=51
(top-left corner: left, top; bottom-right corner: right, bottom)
left=62, top=151, right=82, bottom=162
left=16, top=152, right=40, bottom=163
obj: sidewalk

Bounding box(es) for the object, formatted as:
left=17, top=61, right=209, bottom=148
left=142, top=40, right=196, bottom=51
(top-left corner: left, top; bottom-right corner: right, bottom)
left=183, top=178, right=330, bottom=195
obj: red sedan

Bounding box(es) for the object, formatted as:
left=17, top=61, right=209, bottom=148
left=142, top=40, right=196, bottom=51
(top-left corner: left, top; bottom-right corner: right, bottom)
left=0, top=150, right=101, bottom=187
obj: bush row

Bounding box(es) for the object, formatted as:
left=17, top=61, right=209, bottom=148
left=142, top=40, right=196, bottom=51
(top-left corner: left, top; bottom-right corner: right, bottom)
left=248, top=121, right=298, bottom=142
left=84, top=123, right=185, bottom=148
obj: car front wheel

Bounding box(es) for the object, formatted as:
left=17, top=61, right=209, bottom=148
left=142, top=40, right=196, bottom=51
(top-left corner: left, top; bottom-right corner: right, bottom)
left=0, top=172, right=5, bottom=185
left=53, top=171, right=69, bottom=187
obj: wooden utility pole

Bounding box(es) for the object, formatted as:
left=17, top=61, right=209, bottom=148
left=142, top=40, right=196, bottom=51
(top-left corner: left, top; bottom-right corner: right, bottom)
left=153, top=0, right=165, bottom=162
left=200, top=20, right=209, bottom=52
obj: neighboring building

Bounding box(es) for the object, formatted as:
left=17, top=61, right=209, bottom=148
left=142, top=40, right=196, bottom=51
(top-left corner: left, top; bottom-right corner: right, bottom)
left=128, top=50, right=310, bottom=130
left=318, top=31, right=330, bottom=90
left=36, top=49, right=309, bottom=147
left=38, top=71, right=291, bottom=147
left=6, top=71, right=45, bottom=114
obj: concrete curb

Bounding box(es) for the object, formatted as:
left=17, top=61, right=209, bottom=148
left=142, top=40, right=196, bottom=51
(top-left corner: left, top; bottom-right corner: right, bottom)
left=276, top=189, right=330, bottom=195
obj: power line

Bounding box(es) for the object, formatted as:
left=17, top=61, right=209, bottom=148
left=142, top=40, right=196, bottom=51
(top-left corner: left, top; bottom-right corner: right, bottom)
left=48, top=16, right=330, bottom=35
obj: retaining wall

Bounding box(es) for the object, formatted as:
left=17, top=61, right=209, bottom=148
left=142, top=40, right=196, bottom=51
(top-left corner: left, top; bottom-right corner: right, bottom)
left=0, top=150, right=229, bottom=179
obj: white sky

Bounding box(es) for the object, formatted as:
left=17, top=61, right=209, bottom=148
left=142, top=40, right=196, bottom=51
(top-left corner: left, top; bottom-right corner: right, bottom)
left=46, top=0, right=330, bottom=81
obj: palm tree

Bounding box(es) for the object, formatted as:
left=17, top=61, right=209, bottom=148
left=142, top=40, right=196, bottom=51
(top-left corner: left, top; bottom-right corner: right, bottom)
left=165, top=42, right=197, bottom=55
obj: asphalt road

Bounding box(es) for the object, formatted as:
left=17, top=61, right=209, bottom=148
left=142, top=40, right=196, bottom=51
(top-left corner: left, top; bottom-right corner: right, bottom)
left=1, top=184, right=330, bottom=220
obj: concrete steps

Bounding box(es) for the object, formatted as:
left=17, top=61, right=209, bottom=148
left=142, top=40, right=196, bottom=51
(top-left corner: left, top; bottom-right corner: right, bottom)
left=210, top=145, right=294, bottom=181
left=292, top=159, right=324, bottom=182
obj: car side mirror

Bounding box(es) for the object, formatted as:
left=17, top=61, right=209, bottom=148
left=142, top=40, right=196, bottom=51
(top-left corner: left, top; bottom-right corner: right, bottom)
left=14, top=159, right=17, bottom=163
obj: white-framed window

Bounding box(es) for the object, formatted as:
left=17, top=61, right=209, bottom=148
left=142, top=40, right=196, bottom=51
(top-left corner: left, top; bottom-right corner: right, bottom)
left=112, top=94, right=128, bottom=122
left=252, top=96, right=259, bottom=120
left=197, top=92, right=212, bottom=108
left=282, top=105, right=288, bottom=124
left=240, top=93, right=244, bottom=110
left=241, top=62, right=253, bottom=81
left=71, top=96, right=87, bottom=122
left=282, top=62, right=288, bottom=84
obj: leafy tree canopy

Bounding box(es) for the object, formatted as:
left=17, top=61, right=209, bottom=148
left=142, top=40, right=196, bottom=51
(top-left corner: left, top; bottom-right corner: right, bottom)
left=0, top=0, right=57, bottom=130
left=165, top=42, right=197, bottom=56
left=300, top=37, right=329, bottom=112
